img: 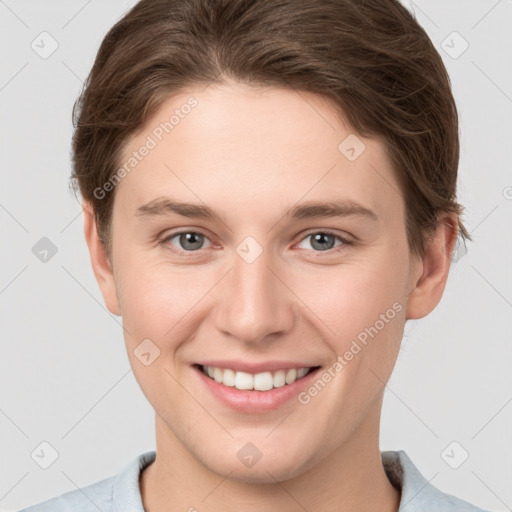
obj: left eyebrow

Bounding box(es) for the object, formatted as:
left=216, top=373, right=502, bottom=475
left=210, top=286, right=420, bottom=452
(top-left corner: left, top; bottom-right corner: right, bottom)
left=286, top=200, right=378, bottom=222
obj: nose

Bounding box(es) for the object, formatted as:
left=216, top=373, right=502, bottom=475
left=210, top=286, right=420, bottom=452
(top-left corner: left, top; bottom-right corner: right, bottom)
left=213, top=245, right=295, bottom=346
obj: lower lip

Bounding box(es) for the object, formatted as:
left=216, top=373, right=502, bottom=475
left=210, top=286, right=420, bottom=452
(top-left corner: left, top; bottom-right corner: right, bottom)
left=193, top=365, right=321, bottom=413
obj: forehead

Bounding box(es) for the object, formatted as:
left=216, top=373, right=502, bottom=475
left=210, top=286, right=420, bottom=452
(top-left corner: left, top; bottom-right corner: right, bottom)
left=114, top=82, right=403, bottom=225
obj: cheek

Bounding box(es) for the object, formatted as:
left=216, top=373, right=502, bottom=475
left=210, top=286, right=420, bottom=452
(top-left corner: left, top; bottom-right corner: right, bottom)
left=119, top=267, right=201, bottom=340
left=116, top=262, right=203, bottom=405
left=293, top=258, right=407, bottom=419
left=114, top=252, right=226, bottom=371
left=296, top=252, right=408, bottom=344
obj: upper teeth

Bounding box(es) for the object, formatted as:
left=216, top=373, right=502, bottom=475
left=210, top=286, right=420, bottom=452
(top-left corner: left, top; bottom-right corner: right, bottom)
left=202, top=366, right=310, bottom=391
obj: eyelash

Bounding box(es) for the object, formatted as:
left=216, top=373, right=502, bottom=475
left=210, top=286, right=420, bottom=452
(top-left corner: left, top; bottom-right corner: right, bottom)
left=159, top=229, right=354, bottom=256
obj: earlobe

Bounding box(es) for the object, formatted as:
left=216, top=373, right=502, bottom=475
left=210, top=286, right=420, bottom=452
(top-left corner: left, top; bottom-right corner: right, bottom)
left=405, top=216, right=458, bottom=320
left=82, top=202, right=121, bottom=316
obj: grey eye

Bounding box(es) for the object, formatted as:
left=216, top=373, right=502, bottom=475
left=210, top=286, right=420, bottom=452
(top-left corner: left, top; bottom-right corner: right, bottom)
left=178, top=232, right=204, bottom=251
left=309, top=233, right=336, bottom=251
left=298, top=232, right=345, bottom=252
left=165, top=232, right=207, bottom=251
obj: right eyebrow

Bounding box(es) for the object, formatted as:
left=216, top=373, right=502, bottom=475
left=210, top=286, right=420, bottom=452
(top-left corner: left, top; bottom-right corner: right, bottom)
left=135, top=197, right=227, bottom=224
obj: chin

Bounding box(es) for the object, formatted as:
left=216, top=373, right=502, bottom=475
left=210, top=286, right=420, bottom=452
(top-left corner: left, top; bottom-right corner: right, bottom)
left=196, top=444, right=316, bottom=485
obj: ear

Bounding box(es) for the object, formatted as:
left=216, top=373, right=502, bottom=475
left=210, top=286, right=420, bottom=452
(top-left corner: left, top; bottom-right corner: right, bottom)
left=82, top=201, right=121, bottom=316
left=405, top=215, right=459, bottom=319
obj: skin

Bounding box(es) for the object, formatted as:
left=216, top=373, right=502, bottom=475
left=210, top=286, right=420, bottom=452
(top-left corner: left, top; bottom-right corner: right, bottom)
left=84, top=80, right=457, bottom=512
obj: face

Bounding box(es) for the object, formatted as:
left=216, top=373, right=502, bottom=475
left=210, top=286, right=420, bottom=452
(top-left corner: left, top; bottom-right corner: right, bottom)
left=87, top=81, right=444, bottom=483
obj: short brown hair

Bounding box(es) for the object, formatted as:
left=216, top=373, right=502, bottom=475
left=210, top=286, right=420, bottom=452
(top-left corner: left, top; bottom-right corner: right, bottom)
left=71, top=0, right=470, bottom=258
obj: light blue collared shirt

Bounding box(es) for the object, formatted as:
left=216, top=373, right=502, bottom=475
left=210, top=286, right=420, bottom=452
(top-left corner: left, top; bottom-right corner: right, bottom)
left=18, top=450, right=489, bottom=511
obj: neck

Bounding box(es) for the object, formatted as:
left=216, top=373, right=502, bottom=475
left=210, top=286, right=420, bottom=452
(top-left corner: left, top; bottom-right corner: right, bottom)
left=140, top=403, right=400, bottom=512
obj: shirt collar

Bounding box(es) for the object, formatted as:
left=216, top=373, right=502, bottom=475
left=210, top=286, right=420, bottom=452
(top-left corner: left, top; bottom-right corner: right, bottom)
left=112, top=450, right=156, bottom=512
left=111, top=449, right=469, bottom=511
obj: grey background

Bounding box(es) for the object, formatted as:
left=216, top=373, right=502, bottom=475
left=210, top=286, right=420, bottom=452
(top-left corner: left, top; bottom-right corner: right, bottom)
left=1, top=1, right=511, bottom=510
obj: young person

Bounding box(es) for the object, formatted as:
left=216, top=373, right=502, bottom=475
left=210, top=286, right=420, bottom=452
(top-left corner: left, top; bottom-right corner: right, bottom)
left=20, top=0, right=489, bottom=510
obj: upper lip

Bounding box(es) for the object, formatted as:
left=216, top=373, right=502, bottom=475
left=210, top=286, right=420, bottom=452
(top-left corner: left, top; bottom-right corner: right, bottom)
left=195, top=360, right=320, bottom=373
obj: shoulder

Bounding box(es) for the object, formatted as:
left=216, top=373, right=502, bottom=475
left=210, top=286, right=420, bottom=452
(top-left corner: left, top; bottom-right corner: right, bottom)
left=382, top=450, right=491, bottom=512
left=16, top=475, right=115, bottom=512
left=17, top=451, right=156, bottom=512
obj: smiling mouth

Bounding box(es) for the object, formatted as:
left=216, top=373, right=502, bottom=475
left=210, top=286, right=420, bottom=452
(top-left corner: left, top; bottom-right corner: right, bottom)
left=196, top=364, right=320, bottom=391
